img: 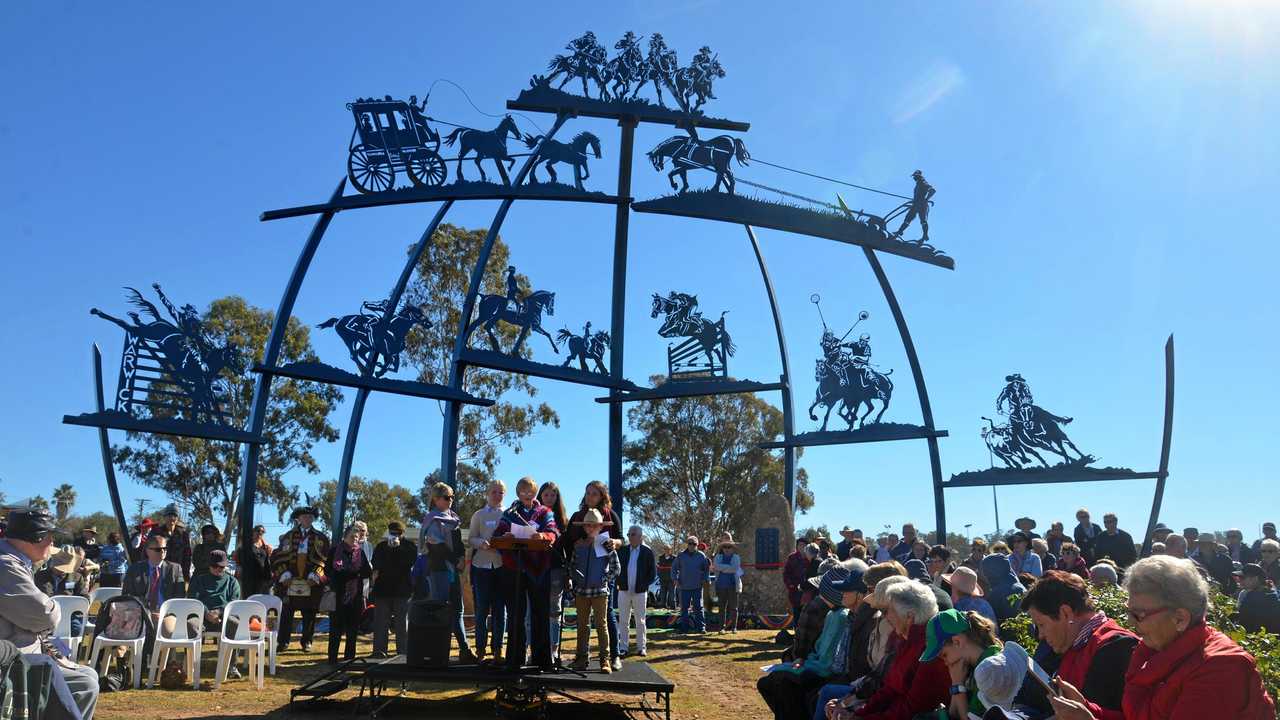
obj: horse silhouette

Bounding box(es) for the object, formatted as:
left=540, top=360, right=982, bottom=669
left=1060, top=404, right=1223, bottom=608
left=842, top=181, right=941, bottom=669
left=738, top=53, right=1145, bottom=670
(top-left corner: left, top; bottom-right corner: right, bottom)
left=443, top=115, right=522, bottom=185
left=557, top=327, right=610, bottom=374
left=467, top=290, right=558, bottom=355
left=650, top=292, right=735, bottom=370
left=317, top=303, right=430, bottom=378
left=809, top=362, right=894, bottom=431
left=647, top=135, right=750, bottom=194
left=1009, top=402, right=1088, bottom=466
left=523, top=131, right=601, bottom=190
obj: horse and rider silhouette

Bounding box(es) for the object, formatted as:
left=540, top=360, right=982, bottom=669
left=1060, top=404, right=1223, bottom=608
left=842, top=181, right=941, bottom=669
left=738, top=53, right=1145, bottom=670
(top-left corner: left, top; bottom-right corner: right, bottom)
left=809, top=355, right=894, bottom=431
left=647, top=134, right=750, bottom=194
left=557, top=323, right=610, bottom=374
left=317, top=300, right=430, bottom=378
left=982, top=374, right=1092, bottom=468
left=91, top=285, right=244, bottom=421
left=650, top=292, right=735, bottom=371
left=444, top=115, right=523, bottom=185
left=522, top=131, right=602, bottom=190
left=467, top=288, right=558, bottom=356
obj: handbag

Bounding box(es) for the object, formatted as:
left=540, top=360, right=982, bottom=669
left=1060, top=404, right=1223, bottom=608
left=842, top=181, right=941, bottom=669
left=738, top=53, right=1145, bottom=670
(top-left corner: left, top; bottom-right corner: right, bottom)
left=318, top=589, right=336, bottom=613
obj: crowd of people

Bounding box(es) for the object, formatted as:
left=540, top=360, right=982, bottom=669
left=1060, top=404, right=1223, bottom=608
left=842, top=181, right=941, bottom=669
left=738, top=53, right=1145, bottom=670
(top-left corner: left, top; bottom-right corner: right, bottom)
left=759, top=511, right=1279, bottom=719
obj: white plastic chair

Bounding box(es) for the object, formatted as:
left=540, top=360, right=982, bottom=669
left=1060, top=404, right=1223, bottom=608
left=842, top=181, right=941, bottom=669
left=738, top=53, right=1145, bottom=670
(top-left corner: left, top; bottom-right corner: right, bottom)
left=84, top=586, right=122, bottom=638
left=87, top=602, right=146, bottom=689
left=246, top=593, right=283, bottom=675
left=147, top=598, right=205, bottom=688
left=50, top=595, right=90, bottom=660
left=213, top=600, right=267, bottom=689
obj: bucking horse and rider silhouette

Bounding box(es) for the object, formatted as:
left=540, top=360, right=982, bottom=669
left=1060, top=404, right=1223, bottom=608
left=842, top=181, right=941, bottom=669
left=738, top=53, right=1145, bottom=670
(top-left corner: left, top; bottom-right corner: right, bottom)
left=317, top=299, right=431, bottom=378
left=465, top=265, right=559, bottom=356
left=650, top=291, right=735, bottom=376
left=982, top=373, right=1093, bottom=469
left=91, top=284, right=244, bottom=422
left=808, top=309, right=895, bottom=431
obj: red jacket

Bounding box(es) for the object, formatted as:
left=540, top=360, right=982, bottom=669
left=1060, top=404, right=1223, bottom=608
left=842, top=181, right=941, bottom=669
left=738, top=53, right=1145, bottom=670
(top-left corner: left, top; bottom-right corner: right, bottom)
left=1056, top=555, right=1090, bottom=581
left=855, top=622, right=949, bottom=720
left=1055, top=617, right=1136, bottom=720
left=1123, top=623, right=1275, bottom=720
left=783, top=551, right=809, bottom=607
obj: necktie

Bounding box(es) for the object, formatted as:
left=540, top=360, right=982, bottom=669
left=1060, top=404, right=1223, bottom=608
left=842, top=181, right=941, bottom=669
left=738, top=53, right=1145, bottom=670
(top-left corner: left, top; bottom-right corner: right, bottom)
left=148, top=565, right=161, bottom=608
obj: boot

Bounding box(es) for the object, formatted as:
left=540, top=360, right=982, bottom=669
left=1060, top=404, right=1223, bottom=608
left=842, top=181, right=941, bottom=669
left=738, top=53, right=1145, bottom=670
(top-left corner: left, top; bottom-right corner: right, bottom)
left=599, top=655, right=612, bottom=674
left=570, top=656, right=589, bottom=671
left=458, top=645, right=478, bottom=665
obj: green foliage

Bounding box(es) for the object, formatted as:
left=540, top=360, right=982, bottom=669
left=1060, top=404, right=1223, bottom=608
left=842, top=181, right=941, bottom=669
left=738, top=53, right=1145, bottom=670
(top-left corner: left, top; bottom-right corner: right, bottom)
left=113, top=296, right=343, bottom=540
left=797, top=525, right=831, bottom=542
left=400, top=224, right=559, bottom=476
left=315, top=476, right=418, bottom=540
left=52, top=484, right=77, bottom=523
left=28, top=495, right=50, bottom=512
left=622, top=376, right=813, bottom=549
left=60, top=511, right=125, bottom=542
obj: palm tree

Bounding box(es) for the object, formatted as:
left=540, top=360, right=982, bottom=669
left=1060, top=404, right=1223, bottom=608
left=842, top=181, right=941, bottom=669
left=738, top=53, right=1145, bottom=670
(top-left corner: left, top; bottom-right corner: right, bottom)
left=52, top=484, right=77, bottom=523
left=29, top=495, right=50, bottom=513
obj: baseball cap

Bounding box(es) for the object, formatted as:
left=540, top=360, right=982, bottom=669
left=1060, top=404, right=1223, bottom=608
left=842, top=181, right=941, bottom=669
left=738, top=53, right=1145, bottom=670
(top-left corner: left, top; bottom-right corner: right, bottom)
left=1234, top=563, right=1266, bottom=580
left=4, top=509, right=56, bottom=543
left=920, top=608, right=971, bottom=662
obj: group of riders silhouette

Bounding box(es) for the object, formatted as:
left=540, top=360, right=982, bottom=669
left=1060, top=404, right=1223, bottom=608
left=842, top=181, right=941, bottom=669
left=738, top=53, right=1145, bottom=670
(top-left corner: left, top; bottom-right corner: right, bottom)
left=807, top=307, right=895, bottom=431
left=536, top=31, right=725, bottom=114
left=982, top=374, right=1092, bottom=469
left=91, top=285, right=244, bottom=423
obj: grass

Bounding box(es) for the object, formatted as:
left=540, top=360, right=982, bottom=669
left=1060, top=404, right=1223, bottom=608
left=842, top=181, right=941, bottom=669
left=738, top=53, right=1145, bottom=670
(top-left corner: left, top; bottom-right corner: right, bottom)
left=95, top=624, right=780, bottom=720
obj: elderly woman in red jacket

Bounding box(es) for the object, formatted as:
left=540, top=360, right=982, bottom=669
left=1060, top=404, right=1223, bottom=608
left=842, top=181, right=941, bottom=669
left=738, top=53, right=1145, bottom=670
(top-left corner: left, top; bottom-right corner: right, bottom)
left=1050, top=556, right=1275, bottom=720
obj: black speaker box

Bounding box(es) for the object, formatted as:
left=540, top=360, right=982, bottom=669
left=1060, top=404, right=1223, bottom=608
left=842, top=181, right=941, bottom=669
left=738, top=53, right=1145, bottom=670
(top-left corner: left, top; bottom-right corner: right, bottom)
left=405, top=599, right=452, bottom=668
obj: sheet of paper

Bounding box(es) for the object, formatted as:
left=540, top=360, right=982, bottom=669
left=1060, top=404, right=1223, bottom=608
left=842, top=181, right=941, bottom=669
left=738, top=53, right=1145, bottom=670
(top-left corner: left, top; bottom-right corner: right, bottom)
left=511, top=523, right=537, bottom=539
left=594, top=532, right=610, bottom=557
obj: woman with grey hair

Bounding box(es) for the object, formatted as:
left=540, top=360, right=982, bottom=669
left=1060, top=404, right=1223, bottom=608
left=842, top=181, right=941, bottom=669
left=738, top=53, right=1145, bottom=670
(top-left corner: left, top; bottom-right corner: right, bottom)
left=829, top=579, right=949, bottom=719
left=1050, top=556, right=1275, bottom=720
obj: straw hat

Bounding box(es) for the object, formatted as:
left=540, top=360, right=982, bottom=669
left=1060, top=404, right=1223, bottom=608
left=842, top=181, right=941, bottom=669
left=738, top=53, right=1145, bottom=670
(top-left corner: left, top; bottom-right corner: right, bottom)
left=48, top=546, right=86, bottom=575
left=573, top=508, right=613, bottom=527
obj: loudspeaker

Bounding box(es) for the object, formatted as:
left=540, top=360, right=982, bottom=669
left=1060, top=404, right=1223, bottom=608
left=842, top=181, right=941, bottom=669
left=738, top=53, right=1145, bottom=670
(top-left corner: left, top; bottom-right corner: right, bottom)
left=406, top=599, right=452, bottom=668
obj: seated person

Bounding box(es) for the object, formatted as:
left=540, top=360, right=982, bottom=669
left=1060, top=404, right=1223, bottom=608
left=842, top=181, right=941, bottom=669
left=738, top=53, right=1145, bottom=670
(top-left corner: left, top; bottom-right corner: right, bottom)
left=1234, top=563, right=1280, bottom=634
left=187, top=550, right=241, bottom=632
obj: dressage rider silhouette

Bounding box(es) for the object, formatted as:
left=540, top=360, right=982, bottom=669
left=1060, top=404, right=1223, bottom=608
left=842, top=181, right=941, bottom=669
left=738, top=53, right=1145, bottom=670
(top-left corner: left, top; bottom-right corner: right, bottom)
left=893, top=170, right=935, bottom=244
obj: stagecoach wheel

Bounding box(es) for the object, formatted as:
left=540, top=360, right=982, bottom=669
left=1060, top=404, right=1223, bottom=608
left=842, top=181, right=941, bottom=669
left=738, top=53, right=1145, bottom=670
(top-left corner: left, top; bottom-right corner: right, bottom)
left=406, top=150, right=447, bottom=187
left=347, top=144, right=395, bottom=193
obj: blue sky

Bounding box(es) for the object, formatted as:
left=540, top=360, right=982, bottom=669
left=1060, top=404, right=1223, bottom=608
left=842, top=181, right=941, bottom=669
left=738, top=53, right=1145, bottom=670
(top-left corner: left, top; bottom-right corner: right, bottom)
left=2, top=2, right=1278, bottom=541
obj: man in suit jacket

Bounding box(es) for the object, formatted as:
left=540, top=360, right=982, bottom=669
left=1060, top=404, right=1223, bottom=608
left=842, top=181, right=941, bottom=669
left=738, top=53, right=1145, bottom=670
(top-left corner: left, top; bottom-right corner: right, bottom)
left=616, top=526, right=657, bottom=657
left=122, top=533, right=185, bottom=615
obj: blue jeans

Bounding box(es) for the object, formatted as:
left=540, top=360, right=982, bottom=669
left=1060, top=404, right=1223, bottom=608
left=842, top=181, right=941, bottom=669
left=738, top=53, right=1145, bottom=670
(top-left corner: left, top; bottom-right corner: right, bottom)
left=471, top=566, right=505, bottom=656
left=813, top=683, right=854, bottom=720
left=547, top=567, right=566, bottom=655
left=679, top=588, right=705, bottom=631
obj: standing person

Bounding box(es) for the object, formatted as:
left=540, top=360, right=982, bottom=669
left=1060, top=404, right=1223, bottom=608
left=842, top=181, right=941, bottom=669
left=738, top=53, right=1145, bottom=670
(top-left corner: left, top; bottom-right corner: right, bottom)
left=370, top=521, right=416, bottom=659
left=890, top=525, right=916, bottom=563
left=1089, top=513, right=1136, bottom=569
left=0, top=509, right=100, bottom=720
left=422, top=482, right=476, bottom=663
left=468, top=480, right=507, bottom=664
left=1257, top=539, right=1280, bottom=585
left=874, top=535, right=894, bottom=563
left=325, top=525, right=370, bottom=665
left=231, top=524, right=273, bottom=595
left=494, top=476, right=560, bottom=672
left=1045, top=521, right=1068, bottom=557
left=1251, top=522, right=1278, bottom=555
left=617, top=525, right=656, bottom=657
left=152, top=504, right=193, bottom=587
left=1225, top=529, right=1256, bottom=564
left=73, top=526, right=102, bottom=564
left=784, top=538, right=810, bottom=631
left=891, top=169, right=935, bottom=243
left=672, top=535, right=710, bottom=634
left=1194, top=533, right=1236, bottom=593
left=1013, top=517, right=1041, bottom=541
left=713, top=536, right=743, bottom=633
left=537, top=481, right=570, bottom=663
left=1073, top=508, right=1102, bottom=562
left=271, top=506, right=329, bottom=653
left=657, top=544, right=676, bottom=609
left=836, top=527, right=859, bottom=561
left=568, top=509, right=620, bottom=673
left=559, top=481, right=623, bottom=670
left=98, top=531, right=129, bottom=588
left=190, top=524, right=226, bottom=578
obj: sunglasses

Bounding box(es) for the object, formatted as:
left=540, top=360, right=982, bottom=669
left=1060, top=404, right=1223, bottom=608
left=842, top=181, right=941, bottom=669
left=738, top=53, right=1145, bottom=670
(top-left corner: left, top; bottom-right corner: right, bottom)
left=1126, top=605, right=1171, bottom=623
left=147, top=546, right=167, bottom=553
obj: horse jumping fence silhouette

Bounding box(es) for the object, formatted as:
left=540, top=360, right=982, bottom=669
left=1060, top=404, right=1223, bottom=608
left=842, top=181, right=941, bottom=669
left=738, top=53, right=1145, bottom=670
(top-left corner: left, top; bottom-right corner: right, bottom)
left=667, top=331, right=728, bottom=380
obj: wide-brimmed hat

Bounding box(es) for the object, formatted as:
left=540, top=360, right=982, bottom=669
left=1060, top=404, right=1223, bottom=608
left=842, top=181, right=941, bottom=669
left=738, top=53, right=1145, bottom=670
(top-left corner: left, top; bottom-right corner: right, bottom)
left=718, top=538, right=737, bottom=550
left=160, top=503, right=180, bottom=518
left=290, top=506, right=319, bottom=521
left=573, top=508, right=613, bottom=527
left=1014, top=517, right=1037, bottom=530
left=942, top=566, right=983, bottom=597
left=81, top=526, right=98, bottom=535
left=48, top=546, right=86, bottom=575
left=1005, top=373, right=1025, bottom=383
left=1197, top=532, right=1218, bottom=545
left=839, top=526, right=857, bottom=537
left=974, top=641, right=1032, bottom=710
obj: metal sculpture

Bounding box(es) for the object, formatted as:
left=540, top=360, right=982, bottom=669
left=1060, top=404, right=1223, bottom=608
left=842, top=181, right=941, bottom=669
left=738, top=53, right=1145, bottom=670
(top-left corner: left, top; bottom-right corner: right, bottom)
left=806, top=295, right=895, bottom=430
left=650, top=291, right=735, bottom=380
left=347, top=96, right=447, bottom=193
left=464, top=265, right=558, bottom=355
left=522, top=131, right=602, bottom=190
left=444, top=114, right=523, bottom=185
left=89, top=284, right=243, bottom=426
left=983, top=374, right=1092, bottom=469
left=647, top=134, right=750, bottom=194
left=892, top=170, right=935, bottom=244
left=557, top=321, right=610, bottom=374
left=316, top=299, right=430, bottom=378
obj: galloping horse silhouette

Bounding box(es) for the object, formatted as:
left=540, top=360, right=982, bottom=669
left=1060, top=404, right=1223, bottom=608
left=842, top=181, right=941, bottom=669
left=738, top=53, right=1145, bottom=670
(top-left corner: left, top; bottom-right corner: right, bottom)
left=650, top=292, right=735, bottom=369
left=317, top=303, right=430, bottom=378
left=467, top=290, right=558, bottom=355
left=809, top=363, right=894, bottom=431
left=523, top=131, right=602, bottom=190
left=444, top=115, right=523, bottom=185
left=647, top=134, right=751, bottom=194
left=557, top=327, right=610, bottom=374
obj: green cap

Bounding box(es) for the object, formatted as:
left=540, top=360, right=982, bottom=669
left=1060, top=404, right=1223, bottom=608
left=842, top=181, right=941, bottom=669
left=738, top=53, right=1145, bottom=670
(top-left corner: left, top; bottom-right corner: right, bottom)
left=920, top=609, right=971, bottom=662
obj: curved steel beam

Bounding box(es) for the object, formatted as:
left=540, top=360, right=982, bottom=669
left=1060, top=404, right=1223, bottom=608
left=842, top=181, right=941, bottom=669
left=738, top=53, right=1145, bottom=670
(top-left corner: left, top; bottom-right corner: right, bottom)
left=744, top=225, right=796, bottom=504
left=608, top=119, right=638, bottom=514
left=236, top=179, right=346, bottom=597
left=331, top=200, right=455, bottom=543
left=862, top=248, right=947, bottom=539
left=1140, top=335, right=1175, bottom=556
left=92, top=344, right=134, bottom=562
left=439, top=115, right=570, bottom=486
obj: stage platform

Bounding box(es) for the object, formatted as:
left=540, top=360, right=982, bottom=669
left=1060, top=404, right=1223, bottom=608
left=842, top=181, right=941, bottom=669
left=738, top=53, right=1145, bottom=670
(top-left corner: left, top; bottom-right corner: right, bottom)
left=294, top=655, right=674, bottom=719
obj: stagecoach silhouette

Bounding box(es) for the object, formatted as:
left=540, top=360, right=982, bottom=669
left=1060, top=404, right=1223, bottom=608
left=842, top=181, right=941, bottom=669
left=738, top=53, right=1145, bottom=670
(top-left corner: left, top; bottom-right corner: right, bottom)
left=346, top=97, right=448, bottom=193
